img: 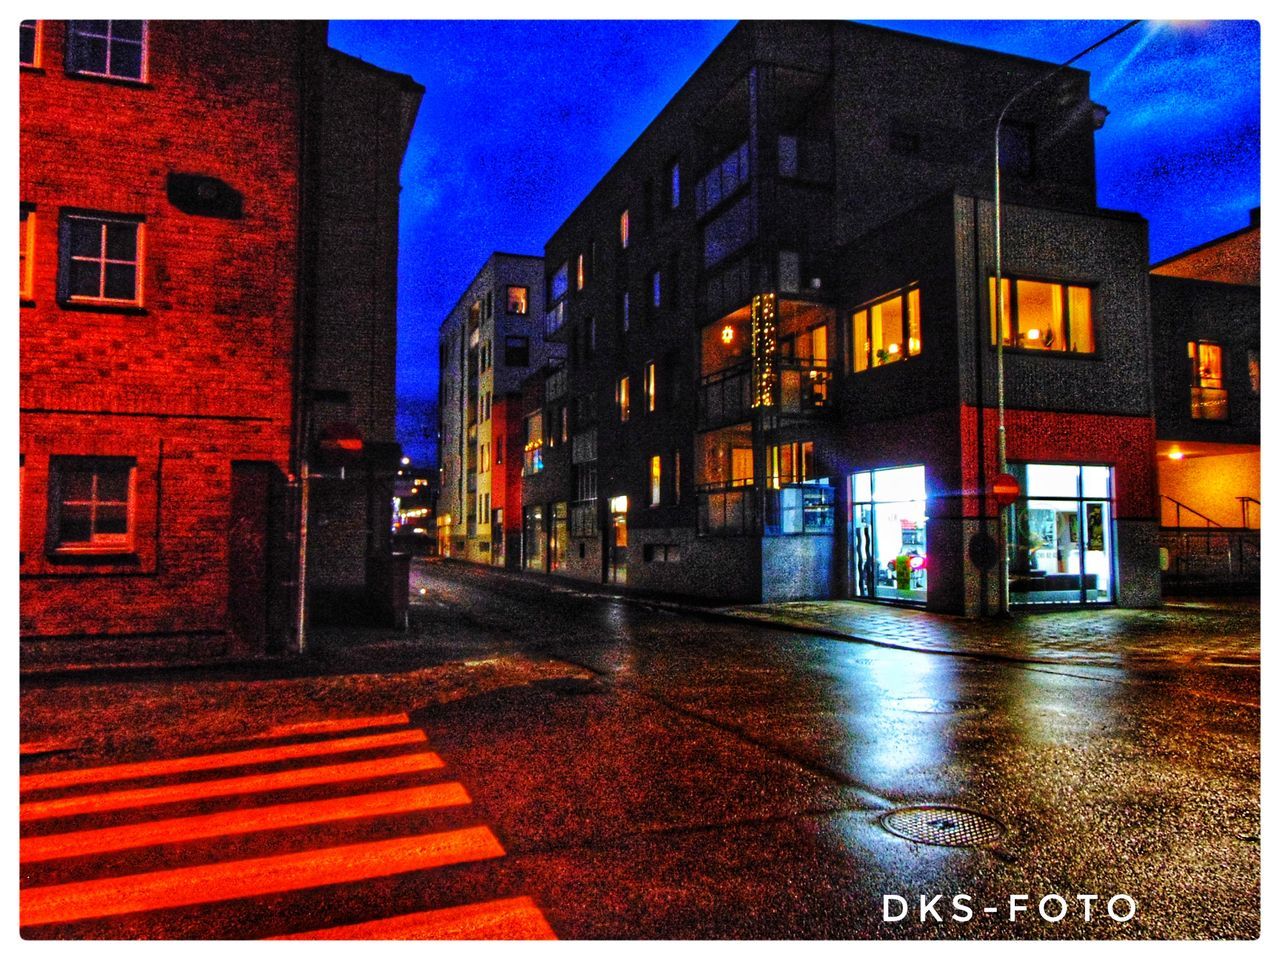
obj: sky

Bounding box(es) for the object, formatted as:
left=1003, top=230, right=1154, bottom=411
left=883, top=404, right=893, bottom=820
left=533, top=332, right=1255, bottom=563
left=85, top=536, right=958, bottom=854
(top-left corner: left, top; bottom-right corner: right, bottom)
left=326, top=19, right=1261, bottom=466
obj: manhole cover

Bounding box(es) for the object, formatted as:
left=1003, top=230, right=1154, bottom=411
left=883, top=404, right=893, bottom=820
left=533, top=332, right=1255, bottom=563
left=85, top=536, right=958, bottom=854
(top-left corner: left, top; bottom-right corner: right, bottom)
left=891, top=698, right=984, bottom=715
left=881, top=806, right=1005, bottom=847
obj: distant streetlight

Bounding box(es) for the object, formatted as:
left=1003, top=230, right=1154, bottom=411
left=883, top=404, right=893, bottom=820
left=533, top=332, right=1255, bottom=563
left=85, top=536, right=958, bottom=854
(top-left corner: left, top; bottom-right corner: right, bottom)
left=992, top=19, right=1142, bottom=616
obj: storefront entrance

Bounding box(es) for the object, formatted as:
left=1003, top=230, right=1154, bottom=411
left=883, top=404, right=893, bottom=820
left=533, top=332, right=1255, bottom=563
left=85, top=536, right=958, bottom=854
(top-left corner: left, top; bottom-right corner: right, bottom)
left=849, top=465, right=928, bottom=604
left=1007, top=463, right=1115, bottom=605
left=522, top=504, right=545, bottom=572
left=607, top=495, right=628, bottom=584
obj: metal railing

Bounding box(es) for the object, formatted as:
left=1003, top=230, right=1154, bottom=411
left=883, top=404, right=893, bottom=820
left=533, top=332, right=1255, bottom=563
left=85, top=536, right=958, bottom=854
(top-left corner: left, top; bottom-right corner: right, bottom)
left=697, top=364, right=752, bottom=429
left=1238, top=496, right=1261, bottom=529
left=1161, top=494, right=1222, bottom=528
left=697, top=358, right=835, bottom=429
left=695, top=482, right=835, bottom=537
left=1159, top=494, right=1259, bottom=593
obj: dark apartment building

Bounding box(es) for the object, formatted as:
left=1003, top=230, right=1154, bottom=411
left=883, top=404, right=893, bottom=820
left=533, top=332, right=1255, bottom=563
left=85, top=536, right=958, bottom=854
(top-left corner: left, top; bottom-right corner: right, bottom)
left=437, top=254, right=558, bottom=567
left=1149, top=210, right=1260, bottom=590
left=19, top=21, right=420, bottom=667
left=524, top=20, right=1163, bottom=613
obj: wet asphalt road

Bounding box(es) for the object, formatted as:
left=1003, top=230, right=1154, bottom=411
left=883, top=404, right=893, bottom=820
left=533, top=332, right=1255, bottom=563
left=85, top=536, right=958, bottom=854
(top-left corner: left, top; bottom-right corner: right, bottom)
left=22, top=559, right=1260, bottom=939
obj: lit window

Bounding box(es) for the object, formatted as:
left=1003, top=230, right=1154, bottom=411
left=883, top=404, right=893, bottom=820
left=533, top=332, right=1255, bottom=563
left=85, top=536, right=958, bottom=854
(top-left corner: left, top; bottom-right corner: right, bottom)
left=20, top=20, right=40, bottom=68
left=576, top=252, right=586, bottom=291
left=619, top=209, right=630, bottom=249
left=1188, top=340, right=1228, bottom=420
left=59, top=213, right=143, bottom=305
left=1247, top=349, right=1260, bottom=395
left=48, top=456, right=135, bottom=552
left=649, top=455, right=662, bottom=506
left=67, top=21, right=147, bottom=82
left=20, top=205, right=35, bottom=301
left=989, top=277, right=1094, bottom=354
left=851, top=284, right=921, bottom=372
left=506, top=285, right=528, bottom=315
left=644, top=362, right=656, bottom=412
left=617, top=376, right=630, bottom=422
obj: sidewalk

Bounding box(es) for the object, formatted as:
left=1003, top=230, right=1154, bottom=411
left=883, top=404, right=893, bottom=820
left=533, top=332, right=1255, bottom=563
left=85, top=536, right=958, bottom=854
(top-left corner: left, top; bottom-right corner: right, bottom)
left=690, top=597, right=1260, bottom=669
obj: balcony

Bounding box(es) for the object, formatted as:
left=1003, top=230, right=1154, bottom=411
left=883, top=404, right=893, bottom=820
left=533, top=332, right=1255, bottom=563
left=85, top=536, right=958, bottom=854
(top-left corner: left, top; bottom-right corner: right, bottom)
left=697, top=358, right=834, bottom=429
left=544, top=301, right=567, bottom=339
left=696, top=482, right=835, bottom=537
left=570, top=499, right=599, bottom=537
left=571, top=427, right=597, bottom=464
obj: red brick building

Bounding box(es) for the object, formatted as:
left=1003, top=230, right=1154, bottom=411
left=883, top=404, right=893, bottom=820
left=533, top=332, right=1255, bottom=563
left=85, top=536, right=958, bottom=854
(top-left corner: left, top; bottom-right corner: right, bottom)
left=19, top=21, right=421, bottom=667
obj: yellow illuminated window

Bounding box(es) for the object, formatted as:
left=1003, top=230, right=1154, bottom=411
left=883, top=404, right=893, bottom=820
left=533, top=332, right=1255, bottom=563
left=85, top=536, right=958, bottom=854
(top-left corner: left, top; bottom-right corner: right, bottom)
left=20, top=207, right=35, bottom=301
left=989, top=277, right=1094, bottom=353
left=851, top=284, right=921, bottom=372
left=617, top=375, right=630, bottom=422
left=576, top=253, right=586, bottom=291
left=649, top=455, right=662, bottom=506
left=506, top=285, right=528, bottom=314
left=644, top=361, right=656, bottom=411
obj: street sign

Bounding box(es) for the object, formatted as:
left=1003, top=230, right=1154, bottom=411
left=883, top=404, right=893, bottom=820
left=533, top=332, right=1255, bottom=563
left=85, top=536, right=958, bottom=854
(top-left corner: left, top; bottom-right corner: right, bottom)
left=991, top=472, right=1021, bottom=508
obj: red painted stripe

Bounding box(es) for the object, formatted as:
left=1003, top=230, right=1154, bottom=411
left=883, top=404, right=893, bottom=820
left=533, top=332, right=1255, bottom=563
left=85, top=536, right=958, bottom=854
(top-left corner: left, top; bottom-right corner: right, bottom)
left=21, top=782, right=471, bottom=863
left=21, top=729, right=426, bottom=792
left=20, top=752, right=444, bottom=822
left=270, top=896, right=557, bottom=940
left=254, top=713, right=411, bottom=738
left=21, top=826, right=505, bottom=927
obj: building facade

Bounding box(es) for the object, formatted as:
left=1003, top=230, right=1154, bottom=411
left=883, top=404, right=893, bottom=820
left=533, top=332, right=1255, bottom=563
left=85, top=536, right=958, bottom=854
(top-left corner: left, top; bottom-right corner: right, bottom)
left=1149, top=211, right=1260, bottom=590
left=19, top=21, right=420, bottom=667
left=436, top=254, right=558, bottom=566
left=525, top=20, right=1162, bottom=613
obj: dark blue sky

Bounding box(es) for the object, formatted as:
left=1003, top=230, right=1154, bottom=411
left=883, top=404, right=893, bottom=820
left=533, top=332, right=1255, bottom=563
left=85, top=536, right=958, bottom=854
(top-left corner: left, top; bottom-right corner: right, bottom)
left=327, top=20, right=1260, bottom=465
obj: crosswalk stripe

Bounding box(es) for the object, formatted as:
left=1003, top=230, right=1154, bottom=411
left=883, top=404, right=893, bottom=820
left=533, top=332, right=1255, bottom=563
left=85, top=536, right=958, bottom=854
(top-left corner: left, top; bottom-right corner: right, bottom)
left=21, top=751, right=445, bottom=822
left=253, top=714, right=411, bottom=739
left=269, top=896, right=557, bottom=940
left=21, top=782, right=472, bottom=864
left=21, top=729, right=427, bottom=792
left=21, top=825, right=506, bottom=927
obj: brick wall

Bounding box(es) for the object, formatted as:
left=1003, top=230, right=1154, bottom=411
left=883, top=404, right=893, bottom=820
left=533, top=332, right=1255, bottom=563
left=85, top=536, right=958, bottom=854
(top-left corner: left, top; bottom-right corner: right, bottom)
left=19, top=21, right=311, bottom=662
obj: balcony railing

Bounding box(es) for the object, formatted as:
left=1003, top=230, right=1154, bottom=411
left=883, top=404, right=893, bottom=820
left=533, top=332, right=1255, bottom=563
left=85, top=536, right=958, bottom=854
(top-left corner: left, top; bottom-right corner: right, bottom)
left=697, top=359, right=835, bottom=429
left=696, top=481, right=836, bottom=537
left=698, top=364, right=753, bottom=429
left=545, top=301, right=567, bottom=339
left=570, top=498, right=599, bottom=537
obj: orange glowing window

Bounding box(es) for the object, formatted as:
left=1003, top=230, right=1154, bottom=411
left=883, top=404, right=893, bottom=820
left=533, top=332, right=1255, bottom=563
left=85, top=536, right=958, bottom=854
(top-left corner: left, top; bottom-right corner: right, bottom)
left=48, top=456, right=135, bottom=552
left=649, top=455, right=662, bottom=506
left=576, top=252, right=586, bottom=290
left=1188, top=339, right=1228, bottom=420
left=989, top=277, right=1094, bottom=353
left=851, top=283, right=921, bottom=372
left=67, top=20, right=147, bottom=81
left=59, top=213, right=143, bottom=305
left=506, top=285, right=528, bottom=315
left=20, top=206, right=35, bottom=301
left=619, top=209, right=630, bottom=249
left=644, top=361, right=656, bottom=411
left=19, top=21, right=40, bottom=68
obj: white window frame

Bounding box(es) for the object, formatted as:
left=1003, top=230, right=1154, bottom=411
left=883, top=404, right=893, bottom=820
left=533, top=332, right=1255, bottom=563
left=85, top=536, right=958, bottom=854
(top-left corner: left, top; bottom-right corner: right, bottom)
left=60, top=213, right=144, bottom=306
left=67, top=20, right=148, bottom=82
left=48, top=456, right=137, bottom=553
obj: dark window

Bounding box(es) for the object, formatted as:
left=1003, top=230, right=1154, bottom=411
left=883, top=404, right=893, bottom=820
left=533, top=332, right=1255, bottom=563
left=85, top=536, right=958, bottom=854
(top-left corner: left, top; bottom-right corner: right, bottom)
left=20, top=20, right=39, bottom=67
left=48, top=456, right=135, bottom=551
left=703, top=196, right=753, bottom=268
left=667, top=159, right=681, bottom=209
left=58, top=212, right=143, bottom=305
left=695, top=142, right=749, bottom=218
left=506, top=285, right=528, bottom=315
left=505, top=335, right=530, bottom=367
left=549, top=262, right=568, bottom=303
left=999, top=122, right=1034, bottom=178
left=650, top=270, right=662, bottom=310
left=67, top=20, right=146, bottom=81
left=888, top=127, right=921, bottom=156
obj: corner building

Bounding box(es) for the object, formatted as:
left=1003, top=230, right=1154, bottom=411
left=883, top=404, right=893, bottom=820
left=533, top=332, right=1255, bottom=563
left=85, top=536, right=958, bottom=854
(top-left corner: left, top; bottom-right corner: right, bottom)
left=19, top=21, right=420, bottom=666
left=534, top=20, right=1161, bottom=612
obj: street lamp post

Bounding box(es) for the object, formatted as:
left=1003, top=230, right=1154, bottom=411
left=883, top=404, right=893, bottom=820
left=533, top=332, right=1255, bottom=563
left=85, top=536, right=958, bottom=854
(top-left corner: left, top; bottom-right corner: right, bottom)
left=992, top=19, right=1141, bottom=615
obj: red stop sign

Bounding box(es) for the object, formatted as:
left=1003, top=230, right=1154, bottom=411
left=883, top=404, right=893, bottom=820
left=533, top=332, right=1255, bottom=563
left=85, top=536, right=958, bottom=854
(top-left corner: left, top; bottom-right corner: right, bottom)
left=991, top=472, right=1021, bottom=507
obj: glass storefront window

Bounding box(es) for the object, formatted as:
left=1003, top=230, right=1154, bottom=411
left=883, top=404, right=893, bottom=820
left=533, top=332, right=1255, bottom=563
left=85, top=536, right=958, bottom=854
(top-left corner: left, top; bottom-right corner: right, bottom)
left=1007, top=463, right=1114, bottom=605
left=522, top=505, right=545, bottom=572
left=849, top=465, right=928, bottom=604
